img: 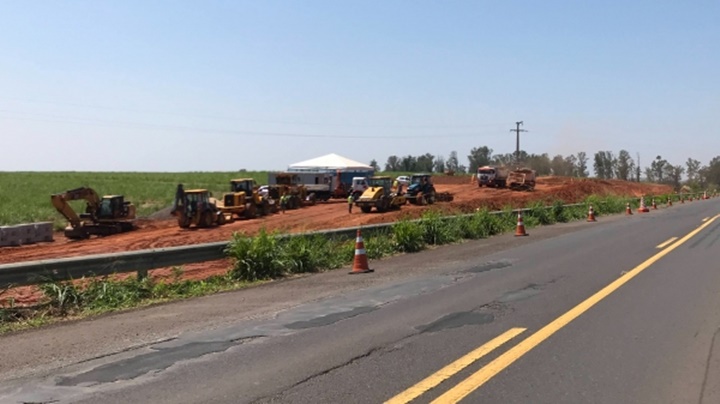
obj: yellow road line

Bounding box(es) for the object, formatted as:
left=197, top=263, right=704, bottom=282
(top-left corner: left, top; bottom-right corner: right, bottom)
left=703, top=217, right=709, bottom=222
left=385, top=328, right=526, bottom=404
left=431, top=214, right=720, bottom=404
left=656, top=237, right=678, bottom=249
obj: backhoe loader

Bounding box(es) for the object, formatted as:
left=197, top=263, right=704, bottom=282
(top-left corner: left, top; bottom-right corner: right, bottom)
left=172, top=188, right=227, bottom=228
left=50, top=187, right=136, bottom=239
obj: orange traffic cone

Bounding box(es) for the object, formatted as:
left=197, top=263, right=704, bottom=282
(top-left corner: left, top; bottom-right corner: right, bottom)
left=681, top=195, right=685, bottom=203
left=587, top=205, right=597, bottom=222
left=703, top=191, right=708, bottom=200
left=667, top=197, right=672, bottom=207
left=652, top=199, right=658, bottom=210
left=626, top=202, right=633, bottom=215
left=514, top=212, right=528, bottom=236
left=690, top=195, right=694, bottom=202
left=349, top=229, right=373, bottom=274
left=639, top=197, right=650, bottom=213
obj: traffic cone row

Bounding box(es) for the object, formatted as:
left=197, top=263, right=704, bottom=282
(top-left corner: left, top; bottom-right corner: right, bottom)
left=349, top=229, right=373, bottom=274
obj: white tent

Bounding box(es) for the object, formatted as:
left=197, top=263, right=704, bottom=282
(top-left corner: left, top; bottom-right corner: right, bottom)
left=288, top=153, right=373, bottom=172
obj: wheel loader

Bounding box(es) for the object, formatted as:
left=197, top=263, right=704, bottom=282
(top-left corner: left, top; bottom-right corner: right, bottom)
left=266, top=173, right=313, bottom=210
left=355, top=176, right=407, bottom=213
left=51, top=187, right=137, bottom=239
left=404, top=174, right=454, bottom=205
left=173, top=188, right=227, bottom=228
left=216, top=178, right=274, bottom=219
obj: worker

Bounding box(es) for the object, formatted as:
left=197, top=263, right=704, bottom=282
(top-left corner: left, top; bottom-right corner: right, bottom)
left=280, top=194, right=287, bottom=214
left=393, top=179, right=399, bottom=190
left=348, top=193, right=354, bottom=213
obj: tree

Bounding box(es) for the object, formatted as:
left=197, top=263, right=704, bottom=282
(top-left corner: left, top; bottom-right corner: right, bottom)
left=446, top=151, right=460, bottom=173
left=526, top=153, right=551, bottom=175
left=400, top=155, right=418, bottom=171
left=576, top=152, right=589, bottom=177
left=415, top=153, right=434, bottom=172
left=615, top=150, right=634, bottom=181
left=593, top=151, right=616, bottom=179
left=385, top=155, right=401, bottom=171
left=550, top=154, right=577, bottom=176
left=704, top=156, right=720, bottom=187
left=564, top=154, right=578, bottom=176
left=686, top=158, right=701, bottom=182
left=667, top=165, right=684, bottom=190
left=650, top=155, right=667, bottom=182
left=369, top=159, right=380, bottom=171
left=467, top=146, right=493, bottom=173
left=433, top=156, right=445, bottom=173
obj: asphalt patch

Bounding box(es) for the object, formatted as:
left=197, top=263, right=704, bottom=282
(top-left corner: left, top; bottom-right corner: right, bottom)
left=497, top=283, right=541, bottom=303
left=417, top=311, right=495, bottom=334
left=285, top=306, right=377, bottom=330
left=462, top=259, right=513, bottom=274
left=56, top=339, right=246, bottom=386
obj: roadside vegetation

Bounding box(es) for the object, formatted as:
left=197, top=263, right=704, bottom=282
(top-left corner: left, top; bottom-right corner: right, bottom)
left=0, top=194, right=666, bottom=333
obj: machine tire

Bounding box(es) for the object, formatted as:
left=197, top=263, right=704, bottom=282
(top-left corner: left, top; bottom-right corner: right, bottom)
left=244, top=203, right=257, bottom=219
left=360, top=205, right=372, bottom=213
left=178, top=215, right=191, bottom=228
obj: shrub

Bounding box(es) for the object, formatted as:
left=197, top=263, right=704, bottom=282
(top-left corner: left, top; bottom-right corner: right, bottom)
left=420, top=210, right=462, bottom=245
left=392, top=219, right=426, bottom=253
left=227, top=229, right=286, bottom=281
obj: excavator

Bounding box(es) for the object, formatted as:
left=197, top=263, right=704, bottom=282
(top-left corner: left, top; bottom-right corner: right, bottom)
left=51, top=187, right=137, bottom=239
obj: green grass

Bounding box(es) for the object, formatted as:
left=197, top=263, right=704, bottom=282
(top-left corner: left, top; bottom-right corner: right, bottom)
left=0, top=171, right=269, bottom=227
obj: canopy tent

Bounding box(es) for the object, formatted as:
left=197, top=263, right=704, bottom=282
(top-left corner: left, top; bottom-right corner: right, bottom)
left=288, top=153, right=373, bottom=172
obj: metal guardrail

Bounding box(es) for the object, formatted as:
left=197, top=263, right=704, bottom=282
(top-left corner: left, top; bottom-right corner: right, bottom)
left=0, top=193, right=709, bottom=288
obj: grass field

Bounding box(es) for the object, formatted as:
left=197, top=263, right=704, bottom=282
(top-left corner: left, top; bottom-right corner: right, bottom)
left=0, top=171, right=269, bottom=228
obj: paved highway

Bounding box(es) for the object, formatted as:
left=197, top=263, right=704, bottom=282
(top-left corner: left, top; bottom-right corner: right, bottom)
left=1, top=198, right=719, bottom=403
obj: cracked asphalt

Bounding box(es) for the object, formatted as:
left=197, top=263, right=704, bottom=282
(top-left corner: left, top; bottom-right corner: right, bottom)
left=1, top=199, right=719, bottom=403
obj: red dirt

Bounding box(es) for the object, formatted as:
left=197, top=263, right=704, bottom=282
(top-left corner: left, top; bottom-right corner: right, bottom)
left=0, top=177, right=671, bottom=265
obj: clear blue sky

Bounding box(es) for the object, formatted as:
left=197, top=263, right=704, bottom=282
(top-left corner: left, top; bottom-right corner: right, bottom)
left=1, top=1, right=718, bottom=172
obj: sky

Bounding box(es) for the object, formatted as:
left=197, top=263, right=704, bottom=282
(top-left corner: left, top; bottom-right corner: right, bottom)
left=0, top=1, right=718, bottom=172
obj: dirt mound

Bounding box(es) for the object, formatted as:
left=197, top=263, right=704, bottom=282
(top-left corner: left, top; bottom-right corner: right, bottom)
left=0, top=178, right=672, bottom=265
left=146, top=205, right=175, bottom=220
left=432, top=175, right=475, bottom=185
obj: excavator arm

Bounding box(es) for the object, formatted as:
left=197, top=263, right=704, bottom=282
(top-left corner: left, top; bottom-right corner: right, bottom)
left=50, top=187, right=102, bottom=229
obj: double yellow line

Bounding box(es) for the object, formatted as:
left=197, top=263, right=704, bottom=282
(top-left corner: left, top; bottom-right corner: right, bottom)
left=387, top=214, right=720, bottom=404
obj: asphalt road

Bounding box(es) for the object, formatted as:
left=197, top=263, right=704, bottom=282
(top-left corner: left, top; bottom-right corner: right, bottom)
left=1, top=197, right=719, bottom=404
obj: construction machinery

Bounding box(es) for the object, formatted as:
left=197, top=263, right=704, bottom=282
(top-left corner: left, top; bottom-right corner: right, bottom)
left=51, top=187, right=136, bottom=239
left=477, top=165, right=509, bottom=188
left=507, top=168, right=537, bottom=191
left=172, top=188, right=227, bottom=228
left=404, top=174, right=454, bottom=205
left=355, top=176, right=407, bottom=213
left=216, top=178, right=274, bottom=219
left=267, top=173, right=313, bottom=209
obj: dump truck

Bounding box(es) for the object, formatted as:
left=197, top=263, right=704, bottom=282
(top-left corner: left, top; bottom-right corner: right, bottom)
left=355, top=176, right=407, bottom=213
left=51, top=187, right=137, bottom=239
left=404, top=174, right=454, bottom=205
left=216, top=178, right=274, bottom=219
left=507, top=168, right=537, bottom=191
left=172, top=188, right=227, bottom=228
left=477, top=165, right=509, bottom=188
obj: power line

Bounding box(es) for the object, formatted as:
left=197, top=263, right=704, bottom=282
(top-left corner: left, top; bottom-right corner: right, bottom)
left=0, top=97, right=509, bottom=129
left=0, top=111, right=503, bottom=139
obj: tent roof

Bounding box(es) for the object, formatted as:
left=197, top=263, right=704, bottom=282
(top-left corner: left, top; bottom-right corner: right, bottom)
left=288, top=153, right=373, bottom=171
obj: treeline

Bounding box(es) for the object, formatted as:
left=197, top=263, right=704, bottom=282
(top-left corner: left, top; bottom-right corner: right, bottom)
left=370, top=147, right=720, bottom=189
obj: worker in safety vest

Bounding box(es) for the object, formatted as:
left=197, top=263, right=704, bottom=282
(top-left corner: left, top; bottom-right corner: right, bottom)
left=280, top=194, right=287, bottom=214
left=347, top=194, right=354, bottom=213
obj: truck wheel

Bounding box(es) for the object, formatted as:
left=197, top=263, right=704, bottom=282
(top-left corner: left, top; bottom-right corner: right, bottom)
left=361, top=206, right=372, bottom=213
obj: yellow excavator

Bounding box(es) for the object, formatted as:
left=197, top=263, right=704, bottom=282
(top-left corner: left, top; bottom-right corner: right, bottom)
left=51, top=187, right=137, bottom=239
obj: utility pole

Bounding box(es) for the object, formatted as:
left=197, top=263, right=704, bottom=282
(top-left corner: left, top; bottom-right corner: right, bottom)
left=510, top=121, right=528, bottom=164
